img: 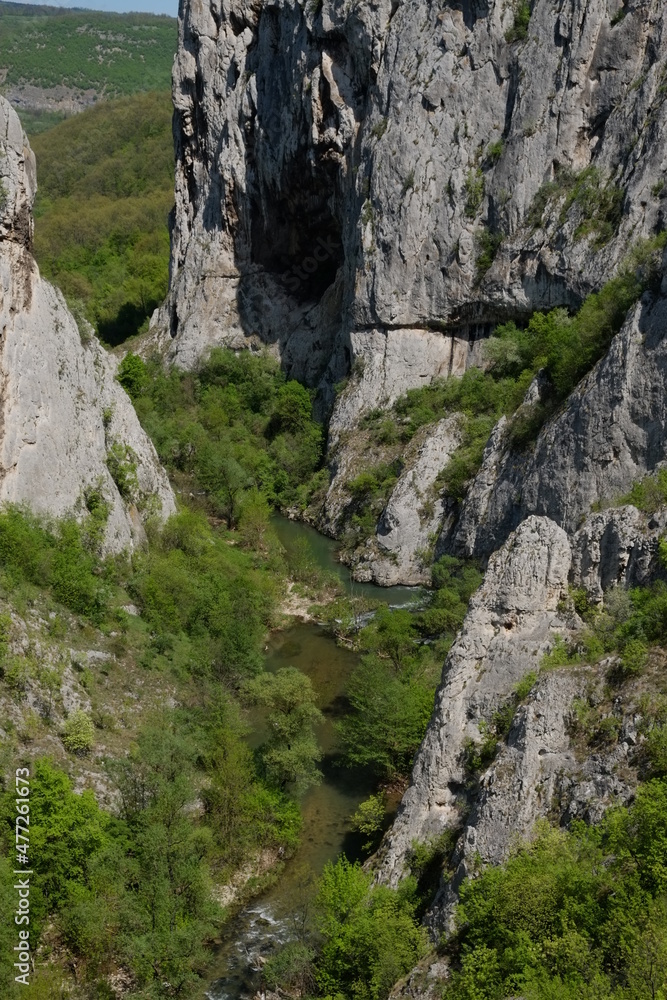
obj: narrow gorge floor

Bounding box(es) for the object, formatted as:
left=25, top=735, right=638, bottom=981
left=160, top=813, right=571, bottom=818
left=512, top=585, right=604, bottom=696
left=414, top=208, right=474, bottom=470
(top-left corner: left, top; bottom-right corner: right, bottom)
left=206, top=519, right=423, bottom=1000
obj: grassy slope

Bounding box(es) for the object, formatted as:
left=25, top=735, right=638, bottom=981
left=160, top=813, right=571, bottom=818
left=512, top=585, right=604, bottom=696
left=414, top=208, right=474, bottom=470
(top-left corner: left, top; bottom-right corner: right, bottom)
left=31, top=90, right=174, bottom=345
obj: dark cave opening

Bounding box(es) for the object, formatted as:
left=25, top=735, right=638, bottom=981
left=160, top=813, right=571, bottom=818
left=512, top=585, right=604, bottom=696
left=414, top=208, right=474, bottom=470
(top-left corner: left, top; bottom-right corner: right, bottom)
left=249, top=184, right=344, bottom=303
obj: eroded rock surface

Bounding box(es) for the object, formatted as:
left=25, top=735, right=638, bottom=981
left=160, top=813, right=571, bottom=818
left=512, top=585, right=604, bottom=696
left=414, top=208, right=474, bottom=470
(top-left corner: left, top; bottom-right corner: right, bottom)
left=342, top=417, right=460, bottom=586
left=153, top=0, right=667, bottom=582
left=443, top=271, right=667, bottom=560
left=0, top=97, right=176, bottom=549
left=378, top=515, right=574, bottom=883
left=431, top=666, right=636, bottom=927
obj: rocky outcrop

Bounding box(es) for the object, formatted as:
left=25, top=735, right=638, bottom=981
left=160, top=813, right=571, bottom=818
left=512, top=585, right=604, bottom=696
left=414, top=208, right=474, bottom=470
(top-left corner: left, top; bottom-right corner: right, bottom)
left=444, top=270, right=667, bottom=560
left=0, top=97, right=176, bottom=549
left=429, top=665, right=637, bottom=931
left=376, top=509, right=646, bottom=933
left=152, top=0, right=667, bottom=582
left=378, top=515, right=575, bottom=883
left=571, top=504, right=667, bottom=601
left=342, top=417, right=461, bottom=586
left=1, top=97, right=35, bottom=248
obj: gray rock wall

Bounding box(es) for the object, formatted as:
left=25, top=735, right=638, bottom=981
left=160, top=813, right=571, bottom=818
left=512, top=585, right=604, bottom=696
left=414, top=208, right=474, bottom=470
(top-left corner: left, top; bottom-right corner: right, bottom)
left=0, top=97, right=176, bottom=549
left=443, top=266, right=667, bottom=559
left=377, top=515, right=575, bottom=882
left=159, top=0, right=667, bottom=388
left=155, top=0, right=667, bottom=582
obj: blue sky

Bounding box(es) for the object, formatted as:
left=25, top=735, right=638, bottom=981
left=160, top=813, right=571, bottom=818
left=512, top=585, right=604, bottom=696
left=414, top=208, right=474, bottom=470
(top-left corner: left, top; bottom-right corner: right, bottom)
left=9, top=0, right=178, bottom=14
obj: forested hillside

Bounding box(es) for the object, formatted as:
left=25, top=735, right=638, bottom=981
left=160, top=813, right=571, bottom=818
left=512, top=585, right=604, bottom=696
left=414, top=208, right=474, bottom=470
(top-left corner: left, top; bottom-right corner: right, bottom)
left=2, top=0, right=667, bottom=994
left=31, top=91, right=173, bottom=344
left=0, top=2, right=176, bottom=132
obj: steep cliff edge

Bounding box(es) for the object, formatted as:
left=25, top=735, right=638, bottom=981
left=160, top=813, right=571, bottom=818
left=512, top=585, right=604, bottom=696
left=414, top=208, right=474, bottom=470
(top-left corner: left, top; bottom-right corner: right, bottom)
left=376, top=507, right=662, bottom=906
left=151, top=0, right=667, bottom=583
left=0, top=97, right=176, bottom=549
left=444, top=260, right=667, bottom=560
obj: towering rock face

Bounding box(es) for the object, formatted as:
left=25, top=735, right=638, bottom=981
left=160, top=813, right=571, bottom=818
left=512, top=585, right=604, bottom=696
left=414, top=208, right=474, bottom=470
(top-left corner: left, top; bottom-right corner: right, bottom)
left=378, top=515, right=574, bottom=882
left=444, top=271, right=667, bottom=560
left=154, top=0, right=667, bottom=580
left=0, top=98, right=176, bottom=549
left=157, top=0, right=666, bottom=385
left=376, top=508, right=655, bottom=911
left=149, top=0, right=667, bottom=958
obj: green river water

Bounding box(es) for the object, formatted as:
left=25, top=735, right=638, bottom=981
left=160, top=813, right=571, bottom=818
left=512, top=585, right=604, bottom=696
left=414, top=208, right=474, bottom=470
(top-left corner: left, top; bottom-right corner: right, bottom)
left=204, top=519, right=424, bottom=999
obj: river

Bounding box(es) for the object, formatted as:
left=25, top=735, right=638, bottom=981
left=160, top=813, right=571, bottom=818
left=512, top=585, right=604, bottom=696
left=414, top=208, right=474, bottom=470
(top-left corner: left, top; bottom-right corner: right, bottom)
left=204, top=518, right=423, bottom=1000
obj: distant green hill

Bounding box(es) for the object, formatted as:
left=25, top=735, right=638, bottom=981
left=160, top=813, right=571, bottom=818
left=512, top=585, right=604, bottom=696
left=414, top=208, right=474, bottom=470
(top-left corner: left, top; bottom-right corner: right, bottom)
left=31, top=90, right=174, bottom=346
left=0, top=2, right=176, bottom=132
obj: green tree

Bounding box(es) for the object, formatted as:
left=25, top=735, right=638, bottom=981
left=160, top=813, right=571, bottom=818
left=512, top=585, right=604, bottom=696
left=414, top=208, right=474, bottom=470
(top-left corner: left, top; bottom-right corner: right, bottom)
left=339, top=655, right=435, bottom=777
left=61, top=709, right=95, bottom=755
left=268, top=381, right=313, bottom=435
left=315, top=858, right=427, bottom=1000
left=117, top=351, right=149, bottom=399
left=244, top=667, right=323, bottom=793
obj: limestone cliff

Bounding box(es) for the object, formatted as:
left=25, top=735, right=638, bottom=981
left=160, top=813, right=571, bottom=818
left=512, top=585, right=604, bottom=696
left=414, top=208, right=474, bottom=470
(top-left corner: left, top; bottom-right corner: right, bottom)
left=376, top=507, right=661, bottom=908
left=0, top=98, right=176, bottom=549
left=152, top=0, right=667, bottom=583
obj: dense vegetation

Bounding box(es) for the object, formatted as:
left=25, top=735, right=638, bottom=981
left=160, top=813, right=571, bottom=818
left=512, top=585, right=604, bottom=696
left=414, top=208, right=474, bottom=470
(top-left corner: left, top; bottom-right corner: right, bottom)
left=258, top=774, right=667, bottom=1000
left=31, top=91, right=173, bottom=345
left=335, top=556, right=482, bottom=781
left=0, top=349, right=336, bottom=997
left=0, top=497, right=307, bottom=997
left=0, top=4, right=175, bottom=108
left=443, top=782, right=667, bottom=999
left=263, top=644, right=667, bottom=1000
left=120, top=348, right=327, bottom=519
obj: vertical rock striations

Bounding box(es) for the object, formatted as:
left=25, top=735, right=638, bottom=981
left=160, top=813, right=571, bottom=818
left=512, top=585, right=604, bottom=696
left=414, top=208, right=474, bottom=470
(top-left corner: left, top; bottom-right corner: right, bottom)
left=155, top=0, right=667, bottom=581
left=378, top=516, right=573, bottom=881
left=443, top=273, right=667, bottom=560
left=0, top=97, right=176, bottom=549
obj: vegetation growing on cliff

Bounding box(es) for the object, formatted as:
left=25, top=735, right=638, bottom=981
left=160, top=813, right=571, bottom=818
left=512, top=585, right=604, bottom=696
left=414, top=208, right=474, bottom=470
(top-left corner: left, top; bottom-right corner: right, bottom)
left=122, top=347, right=326, bottom=519
left=356, top=234, right=667, bottom=522
left=258, top=776, right=667, bottom=1000
left=443, top=783, right=667, bottom=999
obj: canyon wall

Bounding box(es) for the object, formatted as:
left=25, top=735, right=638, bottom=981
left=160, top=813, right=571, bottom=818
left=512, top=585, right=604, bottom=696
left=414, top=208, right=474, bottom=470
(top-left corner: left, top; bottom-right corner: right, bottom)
left=0, top=97, right=176, bottom=550
left=158, top=0, right=667, bottom=951
left=153, top=0, right=667, bottom=581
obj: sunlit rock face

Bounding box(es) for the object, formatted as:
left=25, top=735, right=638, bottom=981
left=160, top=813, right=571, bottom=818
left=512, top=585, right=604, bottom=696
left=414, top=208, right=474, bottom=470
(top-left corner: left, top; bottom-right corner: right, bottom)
left=0, top=97, right=175, bottom=550
left=155, top=0, right=667, bottom=580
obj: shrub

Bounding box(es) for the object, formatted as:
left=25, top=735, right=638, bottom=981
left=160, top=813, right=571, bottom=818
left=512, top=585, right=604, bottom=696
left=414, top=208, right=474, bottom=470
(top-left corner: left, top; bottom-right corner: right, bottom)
left=618, top=468, right=667, bottom=513
left=514, top=670, right=538, bottom=701
left=315, top=858, right=427, bottom=1000
left=352, top=793, right=387, bottom=850
left=62, top=709, right=95, bottom=755
left=475, top=228, right=503, bottom=281
left=620, top=637, right=648, bottom=676
left=264, top=942, right=315, bottom=994
left=106, top=441, right=139, bottom=502
left=117, top=352, right=149, bottom=399
left=505, top=0, right=531, bottom=41
left=0, top=507, right=107, bottom=622
left=464, top=169, right=484, bottom=217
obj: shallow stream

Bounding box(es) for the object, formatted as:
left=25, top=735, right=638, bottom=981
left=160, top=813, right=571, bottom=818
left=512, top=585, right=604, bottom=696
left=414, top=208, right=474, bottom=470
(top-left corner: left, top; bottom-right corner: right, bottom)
left=204, top=519, right=422, bottom=999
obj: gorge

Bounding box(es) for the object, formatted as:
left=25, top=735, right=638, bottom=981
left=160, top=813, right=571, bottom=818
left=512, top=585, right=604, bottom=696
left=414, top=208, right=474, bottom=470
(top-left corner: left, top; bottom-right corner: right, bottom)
left=2, top=0, right=667, bottom=997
